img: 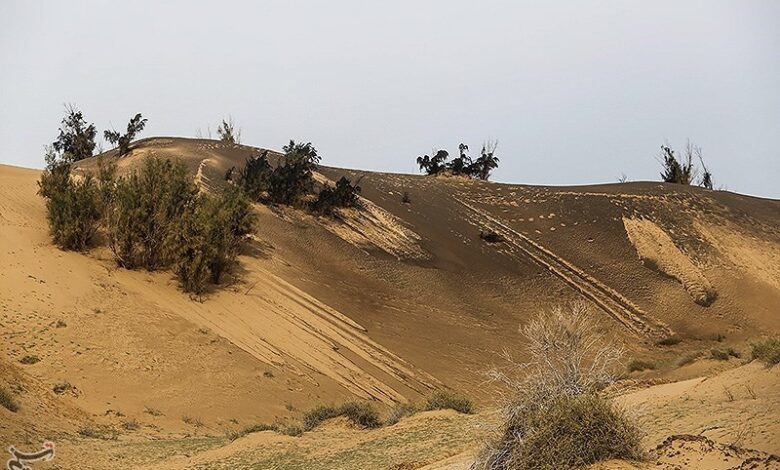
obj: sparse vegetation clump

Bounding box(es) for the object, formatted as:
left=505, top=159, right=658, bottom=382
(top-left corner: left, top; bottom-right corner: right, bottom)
left=678, top=351, right=701, bottom=366
left=710, top=347, right=740, bottom=361
left=424, top=391, right=474, bottom=414
left=310, top=176, right=361, bottom=216
left=416, top=141, right=499, bottom=180
left=226, top=141, right=361, bottom=218
left=474, top=303, right=644, bottom=470
left=751, top=337, right=780, bottom=366
left=386, top=402, right=418, bottom=425
left=52, top=104, right=97, bottom=162
left=104, top=113, right=147, bottom=156
left=480, top=230, right=505, bottom=244
left=656, top=336, right=682, bottom=346
left=302, top=401, right=381, bottom=431
left=217, top=116, right=241, bottom=144
left=627, top=359, right=655, bottom=372
left=19, top=355, right=40, bottom=365
left=37, top=147, right=103, bottom=251
left=658, top=140, right=715, bottom=188
left=0, top=387, right=19, bottom=412
left=40, top=119, right=255, bottom=295
left=268, top=140, right=320, bottom=205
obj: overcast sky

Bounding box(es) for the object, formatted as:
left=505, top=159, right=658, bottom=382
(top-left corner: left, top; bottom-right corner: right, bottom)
left=1, top=1, right=778, bottom=198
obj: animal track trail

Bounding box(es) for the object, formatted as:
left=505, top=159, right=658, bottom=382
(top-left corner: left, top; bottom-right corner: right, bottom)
left=459, top=199, right=673, bottom=341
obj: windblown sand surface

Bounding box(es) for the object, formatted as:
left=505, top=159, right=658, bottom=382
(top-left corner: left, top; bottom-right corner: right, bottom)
left=2, top=137, right=779, bottom=469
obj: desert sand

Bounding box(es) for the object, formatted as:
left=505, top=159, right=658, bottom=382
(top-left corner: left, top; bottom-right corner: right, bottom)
left=1, top=137, right=779, bottom=469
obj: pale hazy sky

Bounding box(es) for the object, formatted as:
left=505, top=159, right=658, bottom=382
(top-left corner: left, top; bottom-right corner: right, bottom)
left=1, top=1, right=778, bottom=198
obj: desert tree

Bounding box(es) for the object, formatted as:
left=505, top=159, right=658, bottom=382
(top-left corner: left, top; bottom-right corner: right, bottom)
left=37, top=146, right=101, bottom=250
left=229, top=151, right=273, bottom=201
left=416, top=149, right=449, bottom=175
left=104, top=113, right=148, bottom=156
left=105, top=157, right=197, bottom=269
left=52, top=104, right=97, bottom=162
left=470, top=141, right=500, bottom=180
left=217, top=116, right=241, bottom=144
left=698, top=152, right=714, bottom=190
left=267, top=140, right=321, bottom=205
left=659, top=142, right=695, bottom=185
left=448, top=143, right=473, bottom=175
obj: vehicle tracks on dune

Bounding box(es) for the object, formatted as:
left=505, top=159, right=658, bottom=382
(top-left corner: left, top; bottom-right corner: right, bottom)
left=458, top=199, right=673, bottom=341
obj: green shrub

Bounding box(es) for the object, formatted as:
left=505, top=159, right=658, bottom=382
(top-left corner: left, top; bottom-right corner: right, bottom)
left=106, top=157, right=198, bottom=270
left=52, top=104, right=97, bottom=162
left=751, top=337, right=780, bottom=366
left=386, top=402, right=418, bottom=425
left=168, top=185, right=255, bottom=294
left=37, top=154, right=101, bottom=251
left=416, top=141, right=499, bottom=180
left=627, top=359, right=655, bottom=372
left=493, top=394, right=644, bottom=470
left=231, top=152, right=272, bottom=201
left=217, top=117, right=240, bottom=144
left=656, top=336, right=682, bottom=346
left=710, top=347, right=740, bottom=361
left=267, top=140, right=320, bottom=205
left=104, top=113, right=147, bottom=156
left=310, top=177, right=361, bottom=216
left=424, top=391, right=474, bottom=414
left=0, top=387, right=19, bottom=412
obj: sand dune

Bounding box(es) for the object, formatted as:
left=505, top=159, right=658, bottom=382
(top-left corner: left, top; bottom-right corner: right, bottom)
left=1, top=137, right=779, bottom=468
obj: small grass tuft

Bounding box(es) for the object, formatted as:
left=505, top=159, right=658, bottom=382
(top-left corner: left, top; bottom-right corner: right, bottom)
left=121, top=419, right=140, bottom=431
left=627, top=359, right=655, bottom=372
left=302, top=401, right=382, bottom=431
left=677, top=351, right=701, bottom=367
left=710, top=347, right=740, bottom=361
left=302, top=405, right=340, bottom=431
left=78, top=424, right=118, bottom=440
left=386, top=402, right=419, bottom=425
left=424, top=391, right=474, bottom=414
left=281, top=424, right=303, bottom=436
left=751, top=337, right=780, bottom=366
left=52, top=382, right=74, bottom=394
left=656, top=336, right=682, bottom=346
left=0, top=387, right=19, bottom=412
left=144, top=406, right=163, bottom=417
left=19, top=355, right=40, bottom=365
left=339, top=401, right=382, bottom=428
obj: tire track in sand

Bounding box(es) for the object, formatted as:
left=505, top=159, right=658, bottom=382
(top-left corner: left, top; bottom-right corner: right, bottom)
left=459, top=199, right=673, bottom=341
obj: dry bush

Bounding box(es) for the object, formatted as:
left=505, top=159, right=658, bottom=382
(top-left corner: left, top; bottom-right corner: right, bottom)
left=473, top=302, right=643, bottom=470
left=627, top=359, right=655, bottom=372
left=302, top=401, right=381, bottom=431
left=386, top=402, right=419, bottom=425
left=751, top=337, right=780, bottom=366
left=425, top=391, right=474, bottom=414
left=0, top=387, right=19, bottom=412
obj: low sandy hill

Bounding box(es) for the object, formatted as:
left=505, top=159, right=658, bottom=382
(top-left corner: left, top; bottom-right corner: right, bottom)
left=1, top=136, right=779, bottom=468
